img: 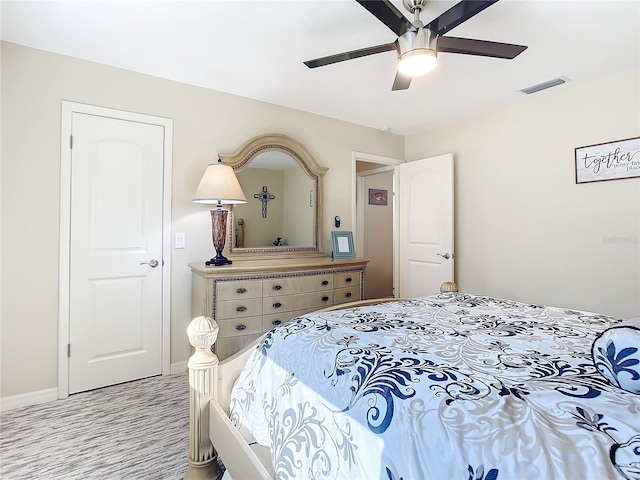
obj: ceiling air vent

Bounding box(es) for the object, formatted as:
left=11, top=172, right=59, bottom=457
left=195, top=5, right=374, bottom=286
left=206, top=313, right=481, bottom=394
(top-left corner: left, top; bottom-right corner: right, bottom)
left=520, top=76, right=570, bottom=95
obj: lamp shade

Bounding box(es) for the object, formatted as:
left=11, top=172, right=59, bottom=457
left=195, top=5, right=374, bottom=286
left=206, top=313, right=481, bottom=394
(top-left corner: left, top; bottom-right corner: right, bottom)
left=192, top=161, right=247, bottom=205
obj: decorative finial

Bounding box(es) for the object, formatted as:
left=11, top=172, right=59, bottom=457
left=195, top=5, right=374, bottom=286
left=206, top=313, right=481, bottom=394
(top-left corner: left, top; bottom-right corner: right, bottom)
left=187, top=316, right=219, bottom=350
left=440, top=281, right=458, bottom=293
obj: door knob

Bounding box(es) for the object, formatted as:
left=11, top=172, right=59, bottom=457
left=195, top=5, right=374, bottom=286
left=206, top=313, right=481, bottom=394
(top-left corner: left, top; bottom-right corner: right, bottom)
left=139, top=259, right=159, bottom=268
left=437, top=253, right=451, bottom=260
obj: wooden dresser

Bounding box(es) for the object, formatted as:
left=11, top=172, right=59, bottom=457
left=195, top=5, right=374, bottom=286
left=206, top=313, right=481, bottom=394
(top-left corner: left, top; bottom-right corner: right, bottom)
left=190, top=257, right=368, bottom=359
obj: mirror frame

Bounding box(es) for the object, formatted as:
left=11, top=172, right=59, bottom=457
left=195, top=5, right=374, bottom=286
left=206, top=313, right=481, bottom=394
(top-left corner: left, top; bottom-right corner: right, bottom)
left=220, top=133, right=329, bottom=258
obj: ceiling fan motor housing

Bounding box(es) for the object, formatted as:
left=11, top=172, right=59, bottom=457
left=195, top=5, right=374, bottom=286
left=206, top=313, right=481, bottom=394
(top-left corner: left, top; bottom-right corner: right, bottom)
left=397, top=27, right=438, bottom=76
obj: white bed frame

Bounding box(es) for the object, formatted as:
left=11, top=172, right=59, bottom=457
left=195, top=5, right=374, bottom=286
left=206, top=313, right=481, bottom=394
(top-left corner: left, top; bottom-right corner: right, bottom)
left=183, top=299, right=394, bottom=480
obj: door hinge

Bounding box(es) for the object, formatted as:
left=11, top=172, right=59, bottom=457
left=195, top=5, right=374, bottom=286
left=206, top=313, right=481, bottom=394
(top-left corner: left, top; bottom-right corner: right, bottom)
left=70, top=135, right=73, bottom=149
left=67, top=343, right=71, bottom=358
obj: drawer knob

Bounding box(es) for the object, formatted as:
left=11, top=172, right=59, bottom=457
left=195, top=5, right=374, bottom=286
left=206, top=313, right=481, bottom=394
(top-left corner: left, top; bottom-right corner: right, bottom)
left=346, top=277, right=353, bottom=283
left=236, top=306, right=247, bottom=312
left=322, top=296, right=329, bottom=302
left=346, top=292, right=352, bottom=298
left=272, top=302, right=282, bottom=309
left=235, top=324, right=246, bottom=331
left=272, top=320, right=282, bottom=326
left=236, top=287, right=247, bottom=294
left=272, top=285, right=282, bottom=291
left=321, top=280, right=329, bottom=285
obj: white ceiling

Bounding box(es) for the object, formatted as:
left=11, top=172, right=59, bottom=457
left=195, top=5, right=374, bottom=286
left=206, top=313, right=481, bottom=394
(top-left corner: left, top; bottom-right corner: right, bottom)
left=2, top=0, right=639, bottom=135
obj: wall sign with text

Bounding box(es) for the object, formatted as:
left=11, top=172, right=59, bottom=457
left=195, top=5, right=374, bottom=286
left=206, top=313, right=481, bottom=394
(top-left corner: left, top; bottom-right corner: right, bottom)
left=575, top=136, right=640, bottom=184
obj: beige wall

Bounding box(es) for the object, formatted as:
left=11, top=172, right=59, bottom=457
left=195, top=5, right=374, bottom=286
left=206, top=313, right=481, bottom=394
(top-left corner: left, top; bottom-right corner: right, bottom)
left=0, top=41, right=404, bottom=397
left=406, top=68, right=640, bottom=318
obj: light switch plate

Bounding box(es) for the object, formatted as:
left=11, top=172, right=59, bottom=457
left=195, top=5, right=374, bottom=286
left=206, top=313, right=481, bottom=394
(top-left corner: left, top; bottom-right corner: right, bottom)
left=175, top=233, right=186, bottom=249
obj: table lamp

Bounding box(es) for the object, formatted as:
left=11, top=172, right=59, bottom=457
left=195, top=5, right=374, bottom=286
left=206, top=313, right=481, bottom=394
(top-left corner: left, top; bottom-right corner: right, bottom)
left=193, top=159, right=246, bottom=266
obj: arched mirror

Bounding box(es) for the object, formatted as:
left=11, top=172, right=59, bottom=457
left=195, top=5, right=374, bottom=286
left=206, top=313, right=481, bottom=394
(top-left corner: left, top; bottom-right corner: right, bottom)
left=220, top=134, right=328, bottom=258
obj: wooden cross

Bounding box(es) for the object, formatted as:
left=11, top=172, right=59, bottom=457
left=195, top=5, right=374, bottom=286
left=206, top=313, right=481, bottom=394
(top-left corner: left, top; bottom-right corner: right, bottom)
left=254, top=185, right=275, bottom=218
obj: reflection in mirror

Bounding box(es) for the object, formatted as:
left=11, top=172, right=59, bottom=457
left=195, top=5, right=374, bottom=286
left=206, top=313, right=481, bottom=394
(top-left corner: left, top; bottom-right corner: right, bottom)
left=233, top=151, right=314, bottom=248
left=219, top=133, right=328, bottom=258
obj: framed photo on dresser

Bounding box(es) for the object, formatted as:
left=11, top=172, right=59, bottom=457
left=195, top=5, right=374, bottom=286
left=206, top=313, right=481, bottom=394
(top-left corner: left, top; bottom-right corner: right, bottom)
left=331, top=231, right=355, bottom=258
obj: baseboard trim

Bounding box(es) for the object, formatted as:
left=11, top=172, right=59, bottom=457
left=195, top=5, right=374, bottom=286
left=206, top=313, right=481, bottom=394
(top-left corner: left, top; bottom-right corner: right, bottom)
left=1, top=388, right=58, bottom=413
left=171, top=361, right=188, bottom=375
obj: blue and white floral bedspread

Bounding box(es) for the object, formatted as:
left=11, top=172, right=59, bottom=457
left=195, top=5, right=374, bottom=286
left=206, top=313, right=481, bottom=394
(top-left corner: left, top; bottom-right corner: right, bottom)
left=229, top=294, right=640, bottom=480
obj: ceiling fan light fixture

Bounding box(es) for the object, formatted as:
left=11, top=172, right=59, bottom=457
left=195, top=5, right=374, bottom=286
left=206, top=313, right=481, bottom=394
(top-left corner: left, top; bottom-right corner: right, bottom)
left=398, top=49, right=437, bottom=76
left=303, top=0, right=527, bottom=91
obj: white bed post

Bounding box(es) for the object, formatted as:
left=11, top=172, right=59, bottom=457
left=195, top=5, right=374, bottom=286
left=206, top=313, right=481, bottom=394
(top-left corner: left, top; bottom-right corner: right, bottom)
left=185, top=316, right=223, bottom=480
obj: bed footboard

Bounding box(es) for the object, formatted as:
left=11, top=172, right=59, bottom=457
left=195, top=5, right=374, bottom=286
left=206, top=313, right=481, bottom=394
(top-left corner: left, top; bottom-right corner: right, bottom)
left=185, top=316, right=223, bottom=480
left=185, top=315, right=272, bottom=480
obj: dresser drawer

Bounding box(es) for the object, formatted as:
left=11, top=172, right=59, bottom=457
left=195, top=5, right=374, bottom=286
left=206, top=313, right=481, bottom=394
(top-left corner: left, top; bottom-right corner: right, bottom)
left=217, top=315, right=262, bottom=338
left=263, top=274, right=333, bottom=297
left=216, top=298, right=262, bottom=319
left=263, top=291, right=333, bottom=314
left=217, top=279, right=262, bottom=300
left=334, top=271, right=360, bottom=289
left=334, top=286, right=361, bottom=305
left=262, top=309, right=312, bottom=331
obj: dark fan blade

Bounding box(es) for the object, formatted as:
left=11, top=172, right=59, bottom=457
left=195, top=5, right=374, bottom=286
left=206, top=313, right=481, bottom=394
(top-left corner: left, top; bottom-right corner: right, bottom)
left=437, top=36, right=527, bottom=59
left=392, top=71, right=412, bottom=91
left=426, top=0, right=499, bottom=35
left=356, top=0, right=414, bottom=37
left=304, top=42, right=396, bottom=68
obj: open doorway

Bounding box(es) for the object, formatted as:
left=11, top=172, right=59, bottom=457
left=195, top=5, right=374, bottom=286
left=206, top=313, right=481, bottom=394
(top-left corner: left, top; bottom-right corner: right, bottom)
left=354, top=153, right=403, bottom=300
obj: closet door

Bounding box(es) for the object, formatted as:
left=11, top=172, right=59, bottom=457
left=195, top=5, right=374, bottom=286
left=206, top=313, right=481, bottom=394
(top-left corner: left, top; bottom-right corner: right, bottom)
left=67, top=111, right=166, bottom=394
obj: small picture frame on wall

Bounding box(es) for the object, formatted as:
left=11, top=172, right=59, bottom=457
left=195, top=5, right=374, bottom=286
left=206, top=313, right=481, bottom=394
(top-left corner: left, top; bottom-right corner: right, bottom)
left=331, top=231, right=355, bottom=258
left=368, top=188, right=388, bottom=206
left=575, top=136, right=640, bottom=184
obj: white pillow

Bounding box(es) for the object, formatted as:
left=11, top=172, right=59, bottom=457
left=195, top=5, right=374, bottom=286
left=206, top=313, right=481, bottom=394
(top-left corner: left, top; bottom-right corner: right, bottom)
left=592, top=317, right=640, bottom=394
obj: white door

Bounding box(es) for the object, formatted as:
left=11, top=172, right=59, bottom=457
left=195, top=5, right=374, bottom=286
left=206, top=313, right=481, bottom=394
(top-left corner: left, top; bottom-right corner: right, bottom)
left=68, top=112, right=165, bottom=394
left=397, top=154, right=454, bottom=298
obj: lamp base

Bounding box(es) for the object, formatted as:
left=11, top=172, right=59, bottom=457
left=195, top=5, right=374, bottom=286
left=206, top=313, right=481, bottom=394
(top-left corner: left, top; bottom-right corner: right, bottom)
left=205, top=208, right=233, bottom=267
left=205, top=255, right=232, bottom=267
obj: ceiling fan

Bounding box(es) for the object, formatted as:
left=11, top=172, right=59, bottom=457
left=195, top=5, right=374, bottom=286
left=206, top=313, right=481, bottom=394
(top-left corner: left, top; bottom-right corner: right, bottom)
left=304, top=0, right=527, bottom=91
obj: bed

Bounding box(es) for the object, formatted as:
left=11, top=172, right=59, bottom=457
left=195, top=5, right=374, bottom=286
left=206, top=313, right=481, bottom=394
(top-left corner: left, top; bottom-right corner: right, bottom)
left=184, top=293, right=640, bottom=480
